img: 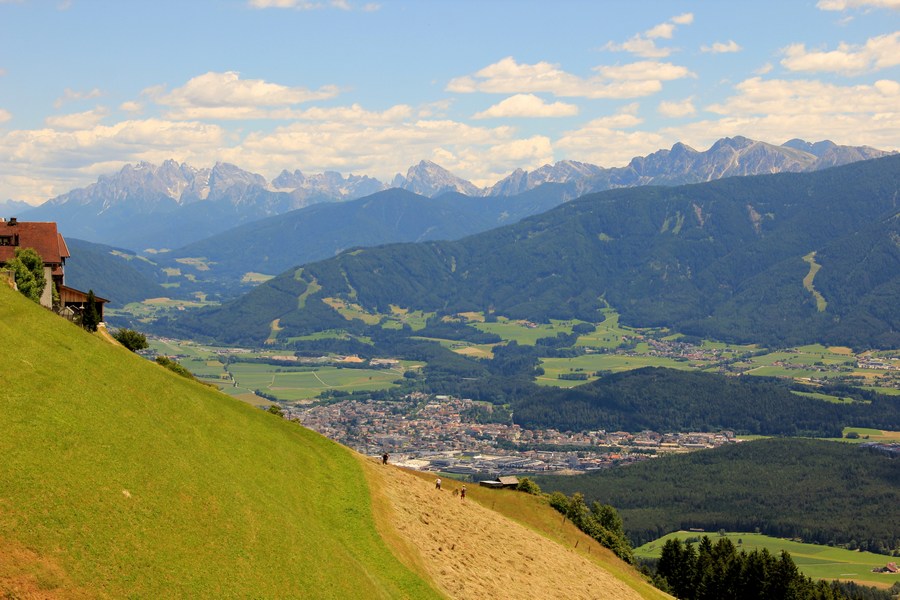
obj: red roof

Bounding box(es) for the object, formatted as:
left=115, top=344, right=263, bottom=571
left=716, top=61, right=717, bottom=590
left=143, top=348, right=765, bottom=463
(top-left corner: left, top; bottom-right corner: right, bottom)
left=0, top=220, right=69, bottom=265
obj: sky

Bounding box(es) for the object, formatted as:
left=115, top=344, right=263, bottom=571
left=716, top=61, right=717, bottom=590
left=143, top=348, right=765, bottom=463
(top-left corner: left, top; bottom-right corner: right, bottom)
left=1, top=0, right=899, bottom=204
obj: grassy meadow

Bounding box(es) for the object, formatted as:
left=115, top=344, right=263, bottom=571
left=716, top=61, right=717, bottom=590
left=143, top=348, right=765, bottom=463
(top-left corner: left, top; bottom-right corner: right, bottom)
left=636, top=531, right=900, bottom=589
left=0, top=285, right=439, bottom=598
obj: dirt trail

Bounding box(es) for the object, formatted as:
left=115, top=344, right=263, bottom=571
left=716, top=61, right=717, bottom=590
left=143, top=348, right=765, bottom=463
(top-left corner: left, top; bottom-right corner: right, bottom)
left=362, top=459, right=648, bottom=600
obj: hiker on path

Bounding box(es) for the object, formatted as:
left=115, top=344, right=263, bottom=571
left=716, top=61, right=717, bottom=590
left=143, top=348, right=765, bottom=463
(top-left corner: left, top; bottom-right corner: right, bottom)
left=460, top=485, right=466, bottom=500
left=381, top=452, right=389, bottom=465
left=435, top=478, right=442, bottom=490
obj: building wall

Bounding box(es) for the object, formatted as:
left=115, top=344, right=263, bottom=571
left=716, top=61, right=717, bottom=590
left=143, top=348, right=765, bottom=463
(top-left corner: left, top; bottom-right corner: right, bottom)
left=40, top=265, right=53, bottom=309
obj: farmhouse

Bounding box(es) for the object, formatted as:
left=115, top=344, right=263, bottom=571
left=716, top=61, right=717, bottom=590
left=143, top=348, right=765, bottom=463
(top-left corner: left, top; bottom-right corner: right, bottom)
left=0, top=217, right=107, bottom=320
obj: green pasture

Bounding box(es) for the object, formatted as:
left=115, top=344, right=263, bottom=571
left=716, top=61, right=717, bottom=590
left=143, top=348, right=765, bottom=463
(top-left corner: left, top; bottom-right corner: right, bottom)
left=226, top=362, right=407, bottom=402
left=110, top=297, right=216, bottom=323
left=636, top=531, right=900, bottom=588
left=839, top=427, right=900, bottom=442
left=0, top=285, right=439, bottom=599
left=473, top=317, right=577, bottom=345
left=791, top=390, right=856, bottom=404
left=537, top=353, right=693, bottom=387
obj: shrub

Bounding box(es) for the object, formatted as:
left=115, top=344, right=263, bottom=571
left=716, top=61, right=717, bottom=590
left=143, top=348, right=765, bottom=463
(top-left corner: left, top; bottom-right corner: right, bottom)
left=113, top=328, right=149, bottom=352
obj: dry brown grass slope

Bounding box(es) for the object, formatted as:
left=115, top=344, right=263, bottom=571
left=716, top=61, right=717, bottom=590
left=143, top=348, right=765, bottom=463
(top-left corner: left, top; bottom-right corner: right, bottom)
left=361, top=458, right=672, bottom=600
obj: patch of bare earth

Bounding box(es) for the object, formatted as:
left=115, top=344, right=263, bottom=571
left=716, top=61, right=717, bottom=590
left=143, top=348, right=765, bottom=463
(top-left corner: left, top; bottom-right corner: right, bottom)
left=0, top=540, right=89, bottom=600
left=362, top=459, right=647, bottom=600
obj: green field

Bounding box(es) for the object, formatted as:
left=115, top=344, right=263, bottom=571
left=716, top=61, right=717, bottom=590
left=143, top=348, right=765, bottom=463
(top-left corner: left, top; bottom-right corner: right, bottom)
left=0, top=285, right=439, bottom=598
left=148, top=339, right=413, bottom=403
left=636, top=531, right=900, bottom=589
left=537, top=353, right=694, bottom=387
left=227, top=363, right=406, bottom=401
left=473, top=317, right=578, bottom=345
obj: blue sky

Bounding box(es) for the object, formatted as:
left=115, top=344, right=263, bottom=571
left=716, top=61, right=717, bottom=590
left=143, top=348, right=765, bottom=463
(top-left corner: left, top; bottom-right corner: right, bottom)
left=1, top=0, right=899, bottom=203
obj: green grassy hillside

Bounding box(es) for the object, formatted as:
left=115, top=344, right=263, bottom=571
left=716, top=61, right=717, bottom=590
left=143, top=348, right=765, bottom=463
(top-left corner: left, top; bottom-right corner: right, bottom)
left=0, top=284, right=439, bottom=598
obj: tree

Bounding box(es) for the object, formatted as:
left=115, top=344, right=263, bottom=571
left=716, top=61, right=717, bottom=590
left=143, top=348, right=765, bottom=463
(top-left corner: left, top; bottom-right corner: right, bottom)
left=7, top=247, right=46, bottom=304
left=81, top=289, right=100, bottom=332
left=113, top=328, right=148, bottom=352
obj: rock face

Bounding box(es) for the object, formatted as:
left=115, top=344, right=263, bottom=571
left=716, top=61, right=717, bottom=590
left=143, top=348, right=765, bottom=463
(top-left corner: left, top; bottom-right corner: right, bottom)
left=19, top=137, right=895, bottom=249
left=392, top=160, right=482, bottom=197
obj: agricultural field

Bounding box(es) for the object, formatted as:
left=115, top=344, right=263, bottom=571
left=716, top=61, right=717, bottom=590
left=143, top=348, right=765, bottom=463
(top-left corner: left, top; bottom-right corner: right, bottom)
left=148, top=338, right=415, bottom=404
left=537, top=353, right=693, bottom=387
left=636, top=531, right=900, bottom=589
left=227, top=362, right=407, bottom=402
left=107, top=296, right=216, bottom=323
left=472, top=317, right=579, bottom=345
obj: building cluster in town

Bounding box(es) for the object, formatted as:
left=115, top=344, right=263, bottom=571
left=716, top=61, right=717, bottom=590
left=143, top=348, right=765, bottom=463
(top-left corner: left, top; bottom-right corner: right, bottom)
left=288, top=393, right=737, bottom=477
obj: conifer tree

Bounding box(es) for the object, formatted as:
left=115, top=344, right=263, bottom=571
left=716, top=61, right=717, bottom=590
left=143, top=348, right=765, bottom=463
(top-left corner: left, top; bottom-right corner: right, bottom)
left=81, top=289, right=100, bottom=332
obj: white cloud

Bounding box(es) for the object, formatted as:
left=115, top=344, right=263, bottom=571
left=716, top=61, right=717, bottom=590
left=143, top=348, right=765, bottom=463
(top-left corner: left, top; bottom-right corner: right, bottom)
left=248, top=0, right=377, bottom=9
left=119, top=101, right=143, bottom=113
left=149, top=71, right=340, bottom=119
left=447, top=57, right=692, bottom=99
left=556, top=105, right=667, bottom=168
left=817, top=0, right=900, bottom=10
left=707, top=76, right=900, bottom=116
left=646, top=23, right=676, bottom=40
left=604, top=14, right=694, bottom=58
left=702, top=40, right=742, bottom=54
left=53, top=87, right=102, bottom=109
left=0, top=109, right=11, bottom=124
left=658, top=98, right=696, bottom=118
left=594, top=61, right=693, bottom=82
left=45, top=107, right=108, bottom=130
left=781, top=31, right=900, bottom=74
left=653, top=76, right=900, bottom=151
left=0, top=119, right=228, bottom=202
left=473, top=94, right=578, bottom=119
left=417, top=99, right=453, bottom=119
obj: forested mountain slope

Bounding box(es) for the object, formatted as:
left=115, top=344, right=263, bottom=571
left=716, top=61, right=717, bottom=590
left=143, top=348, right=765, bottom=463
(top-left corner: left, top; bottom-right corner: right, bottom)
left=171, top=155, right=900, bottom=348
left=535, top=438, right=900, bottom=552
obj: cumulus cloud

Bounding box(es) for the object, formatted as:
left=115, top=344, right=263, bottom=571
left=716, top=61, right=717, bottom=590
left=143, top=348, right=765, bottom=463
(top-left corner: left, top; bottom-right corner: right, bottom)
left=45, top=107, right=108, bottom=130
left=604, top=13, right=694, bottom=58
left=702, top=40, right=742, bottom=54
left=651, top=76, right=900, bottom=152
left=0, top=109, right=11, bottom=123
left=817, top=0, right=900, bottom=9
left=658, top=98, right=696, bottom=118
left=148, top=71, right=340, bottom=119
left=447, top=57, right=692, bottom=99
left=781, top=31, right=900, bottom=74
left=0, top=119, right=228, bottom=202
left=556, top=105, right=668, bottom=167
left=473, top=94, right=578, bottom=119
left=53, top=87, right=102, bottom=109
left=248, top=0, right=377, bottom=9
left=119, top=101, right=143, bottom=113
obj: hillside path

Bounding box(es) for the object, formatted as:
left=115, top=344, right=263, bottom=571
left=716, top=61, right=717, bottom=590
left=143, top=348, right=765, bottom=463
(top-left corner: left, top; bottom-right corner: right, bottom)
left=361, top=458, right=648, bottom=600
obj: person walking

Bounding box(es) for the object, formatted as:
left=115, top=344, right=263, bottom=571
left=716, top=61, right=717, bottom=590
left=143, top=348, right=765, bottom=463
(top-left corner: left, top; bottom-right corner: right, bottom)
left=460, top=485, right=466, bottom=500
left=381, top=452, right=389, bottom=465
left=435, top=477, right=442, bottom=490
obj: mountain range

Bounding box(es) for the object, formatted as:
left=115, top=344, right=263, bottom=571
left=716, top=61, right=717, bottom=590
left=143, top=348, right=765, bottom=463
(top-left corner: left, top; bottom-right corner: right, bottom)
left=164, top=154, right=900, bottom=349
left=15, top=136, right=893, bottom=250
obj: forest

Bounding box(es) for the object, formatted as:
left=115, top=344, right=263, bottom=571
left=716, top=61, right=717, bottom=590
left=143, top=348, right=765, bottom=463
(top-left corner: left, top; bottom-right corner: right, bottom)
left=534, top=438, right=900, bottom=553
left=164, top=155, right=900, bottom=349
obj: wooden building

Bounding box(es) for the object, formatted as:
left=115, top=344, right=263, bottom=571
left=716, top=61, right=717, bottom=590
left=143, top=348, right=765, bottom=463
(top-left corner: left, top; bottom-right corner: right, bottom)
left=0, top=217, right=107, bottom=319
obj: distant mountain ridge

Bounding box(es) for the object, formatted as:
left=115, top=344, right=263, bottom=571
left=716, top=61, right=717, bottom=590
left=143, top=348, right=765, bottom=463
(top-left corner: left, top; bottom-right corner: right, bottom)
left=16, top=137, right=894, bottom=249
left=166, top=155, right=900, bottom=349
